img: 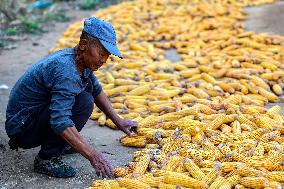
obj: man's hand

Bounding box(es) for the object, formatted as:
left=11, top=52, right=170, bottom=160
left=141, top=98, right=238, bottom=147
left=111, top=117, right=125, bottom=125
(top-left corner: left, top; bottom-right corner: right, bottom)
left=94, top=91, right=138, bottom=136
left=59, top=126, right=113, bottom=178
left=116, top=118, right=138, bottom=136
left=89, top=150, right=113, bottom=178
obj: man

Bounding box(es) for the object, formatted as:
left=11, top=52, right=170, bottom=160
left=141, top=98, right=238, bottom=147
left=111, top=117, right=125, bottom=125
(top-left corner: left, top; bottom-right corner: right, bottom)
left=5, top=17, right=137, bottom=178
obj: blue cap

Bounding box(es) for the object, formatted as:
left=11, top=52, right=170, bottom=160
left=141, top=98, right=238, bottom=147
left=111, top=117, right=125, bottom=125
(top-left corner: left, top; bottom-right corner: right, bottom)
left=83, top=17, right=123, bottom=59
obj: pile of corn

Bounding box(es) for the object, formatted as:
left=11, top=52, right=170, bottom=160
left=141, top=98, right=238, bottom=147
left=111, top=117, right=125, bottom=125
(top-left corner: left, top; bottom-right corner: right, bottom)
left=51, top=0, right=284, bottom=188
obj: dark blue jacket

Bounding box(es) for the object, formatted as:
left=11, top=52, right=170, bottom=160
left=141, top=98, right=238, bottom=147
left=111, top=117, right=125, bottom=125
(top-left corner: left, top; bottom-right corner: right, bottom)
left=5, top=48, right=102, bottom=135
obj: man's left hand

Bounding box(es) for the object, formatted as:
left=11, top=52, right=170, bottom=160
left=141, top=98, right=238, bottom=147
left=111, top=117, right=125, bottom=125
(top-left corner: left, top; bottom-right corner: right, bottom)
left=116, top=118, right=138, bottom=136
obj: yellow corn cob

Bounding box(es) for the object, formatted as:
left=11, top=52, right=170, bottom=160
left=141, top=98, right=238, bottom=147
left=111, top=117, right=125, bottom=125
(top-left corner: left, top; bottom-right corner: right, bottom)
left=90, top=112, right=103, bottom=120
left=219, top=82, right=235, bottom=93
left=201, top=73, right=216, bottom=83
left=118, top=178, right=150, bottom=189
left=133, top=155, right=150, bottom=175
left=207, top=114, right=226, bottom=130
left=158, top=183, right=177, bottom=189
left=114, top=167, right=130, bottom=178
left=129, top=85, right=151, bottom=96
left=238, top=114, right=258, bottom=130
left=120, top=135, right=147, bottom=148
left=98, top=114, right=106, bottom=126
left=267, top=105, right=281, bottom=117
left=249, top=76, right=270, bottom=90
left=105, top=72, right=115, bottom=84
left=202, top=164, right=222, bottom=185
left=260, top=61, right=278, bottom=71
left=163, top=171, right=206, bottom=189
left=180, top=69, right=200, bottom=78
left=272, top=84, right=283, bottom=96
left=184, top=158, right=206, bottom=181
left=138, top=175, right=163, bottom=188
left=257, top=87, right=277, bottom=102
left=267, top=171, right=284, bottom=182
left=208, top=176, right=226, bottom=189
left=231, top=120, right=241, bottom=135
left=240, top=177, right=269, bottom=188
left=115, top=79, right=138, bottom=86
left=105, top=119, right=116, bottom=129
left=188, top=88, right=210, bottom=99
left=240, top=79, right=259, bottom=94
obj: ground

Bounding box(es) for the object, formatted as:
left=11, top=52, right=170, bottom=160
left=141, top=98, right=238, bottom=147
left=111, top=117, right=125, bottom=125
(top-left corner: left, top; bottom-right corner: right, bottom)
left=0, top=1, right=284, bottom=189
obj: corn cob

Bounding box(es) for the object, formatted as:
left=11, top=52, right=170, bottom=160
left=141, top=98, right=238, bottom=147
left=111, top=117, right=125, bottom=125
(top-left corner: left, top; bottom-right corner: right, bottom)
left=120, top=135, right=147, bottom=148
left=184, top=158, right=206, bottom=181
left=240, top=177, right=269, bottom=188
left=163, top=171, right=206, bottom=189
left=117, top=178, right=150, bottom=189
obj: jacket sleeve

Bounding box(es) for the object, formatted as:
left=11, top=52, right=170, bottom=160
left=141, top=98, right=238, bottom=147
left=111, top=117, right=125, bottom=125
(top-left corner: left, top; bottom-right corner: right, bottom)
left=49, top=71, right=82, bottom=134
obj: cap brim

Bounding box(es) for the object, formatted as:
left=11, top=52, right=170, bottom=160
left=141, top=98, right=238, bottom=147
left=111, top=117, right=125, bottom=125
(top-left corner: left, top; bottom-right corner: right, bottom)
left=99, top=39, right=123, bottom=59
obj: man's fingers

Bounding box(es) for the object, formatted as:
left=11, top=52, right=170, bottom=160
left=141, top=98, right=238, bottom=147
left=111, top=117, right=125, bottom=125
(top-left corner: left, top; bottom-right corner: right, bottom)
left=99, top=164, right=107, bottom=178
left=121, top=127, right=132, bottom=136
left=132, top=121, right=138, bottom=127
left=95, top=167, right=101, bottom=177
left=104, top=163, right=113, bottom=178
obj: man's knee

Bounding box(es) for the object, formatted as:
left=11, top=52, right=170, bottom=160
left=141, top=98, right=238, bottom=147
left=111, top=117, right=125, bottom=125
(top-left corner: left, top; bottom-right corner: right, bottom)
left=73, top=91, right=94, bottom=116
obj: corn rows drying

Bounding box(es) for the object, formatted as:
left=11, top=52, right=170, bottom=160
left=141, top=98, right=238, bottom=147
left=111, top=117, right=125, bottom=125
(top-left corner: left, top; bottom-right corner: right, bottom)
left=51, top=0, right=284, bottom=188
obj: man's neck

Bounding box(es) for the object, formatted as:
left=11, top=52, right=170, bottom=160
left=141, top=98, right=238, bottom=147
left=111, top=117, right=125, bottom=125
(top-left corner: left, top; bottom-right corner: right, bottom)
left=74, top=45, right=85, bottom=76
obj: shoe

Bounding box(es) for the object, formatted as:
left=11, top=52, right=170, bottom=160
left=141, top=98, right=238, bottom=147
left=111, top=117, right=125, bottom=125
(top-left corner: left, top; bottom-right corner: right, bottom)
left=34, top=156, right=76, bottom=178
left=61, top=146, right=77, bottom=156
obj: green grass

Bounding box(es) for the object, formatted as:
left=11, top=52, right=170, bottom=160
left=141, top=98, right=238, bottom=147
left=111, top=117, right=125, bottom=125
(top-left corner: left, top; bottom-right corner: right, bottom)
left=80, top=0, right=100, bottom=10
left=39, top=11, right=70, bottom=23
left=4, top=28, right=19, bottom=36
left=20, top=17, right=42, bottom=34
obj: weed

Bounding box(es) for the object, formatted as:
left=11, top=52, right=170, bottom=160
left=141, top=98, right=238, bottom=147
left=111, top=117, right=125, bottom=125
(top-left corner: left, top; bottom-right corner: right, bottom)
left=39, top=11, right=69, bottom=23
left=4, top=28, right=19, bottom=36
left=80, top=0, right=100, bottom=10
left=20, top=17, right=41, bottom=34
left=0, top=41, right=4, bottom=48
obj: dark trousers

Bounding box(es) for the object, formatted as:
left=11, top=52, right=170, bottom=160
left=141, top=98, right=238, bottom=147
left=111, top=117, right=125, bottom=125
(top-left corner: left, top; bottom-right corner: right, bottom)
left=10, top=80, right=94, bottom=160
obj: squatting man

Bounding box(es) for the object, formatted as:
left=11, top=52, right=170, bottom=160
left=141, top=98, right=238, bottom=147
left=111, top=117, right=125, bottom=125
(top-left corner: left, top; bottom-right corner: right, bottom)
left=5, top=17, right=138, bottom=178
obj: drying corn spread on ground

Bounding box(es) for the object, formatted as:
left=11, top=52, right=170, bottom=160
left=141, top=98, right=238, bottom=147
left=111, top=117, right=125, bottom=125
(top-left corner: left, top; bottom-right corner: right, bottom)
left=51, top=0, right=284, bottom=188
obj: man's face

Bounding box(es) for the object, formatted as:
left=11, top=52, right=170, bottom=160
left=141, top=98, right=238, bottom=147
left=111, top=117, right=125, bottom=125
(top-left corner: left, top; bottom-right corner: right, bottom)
left=84, top=40, right=110, bottom=71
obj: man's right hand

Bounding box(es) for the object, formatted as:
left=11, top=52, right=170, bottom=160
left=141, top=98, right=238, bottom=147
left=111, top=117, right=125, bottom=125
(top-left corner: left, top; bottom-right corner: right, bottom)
left=59, top=126, right=113, bottom=178
left=89, top=150, right=113, bottom=178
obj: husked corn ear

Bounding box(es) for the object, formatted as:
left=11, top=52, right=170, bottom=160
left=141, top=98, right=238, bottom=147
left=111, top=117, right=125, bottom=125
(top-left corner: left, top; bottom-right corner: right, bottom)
left=202, top=164, right=222, bottom=185
left=158, top=183, right=177, bottom=189
left=106, top=72, right=115, bottom=84
left=98, top=114, right=106, bottom=126
left=133, top=155, right=150, bottom=175
left=105, top=119, right=116, bottom=129
left=114, top=167, right=130, bottom=178
left=240, top=177, right=269, bottom=188
left=207, top=114, right=226, bottom=130
left=138, top=175, right=163, bottom=188
left=267, top=105, right=281, bottom=117
left=257, top=87, right=277, bottom=102
left=90, top=112, right=103, bottom=120
left=118, top=178, right=151, bottom=189
left=120, top=135, right=147, bottom=148
left=129, top=85, right=151, bottom=96
left=184, top=158, right=206, bottom=180
left=267, top=171, right=284, bottom=182
left=272, top=84, right=283, bottom=96
left=208, top=176, right=226, bottom=189
left=163, top=171, right=206, bottom=189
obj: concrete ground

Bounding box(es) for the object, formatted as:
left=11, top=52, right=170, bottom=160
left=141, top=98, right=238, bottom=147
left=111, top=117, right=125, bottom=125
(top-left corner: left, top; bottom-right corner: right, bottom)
left=0, top=1, right=284, bottom=189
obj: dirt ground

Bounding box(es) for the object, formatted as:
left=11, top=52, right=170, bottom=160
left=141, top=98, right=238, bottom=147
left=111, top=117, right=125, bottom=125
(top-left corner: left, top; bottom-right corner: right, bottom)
left=0, top=1, right=284, bottom=189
